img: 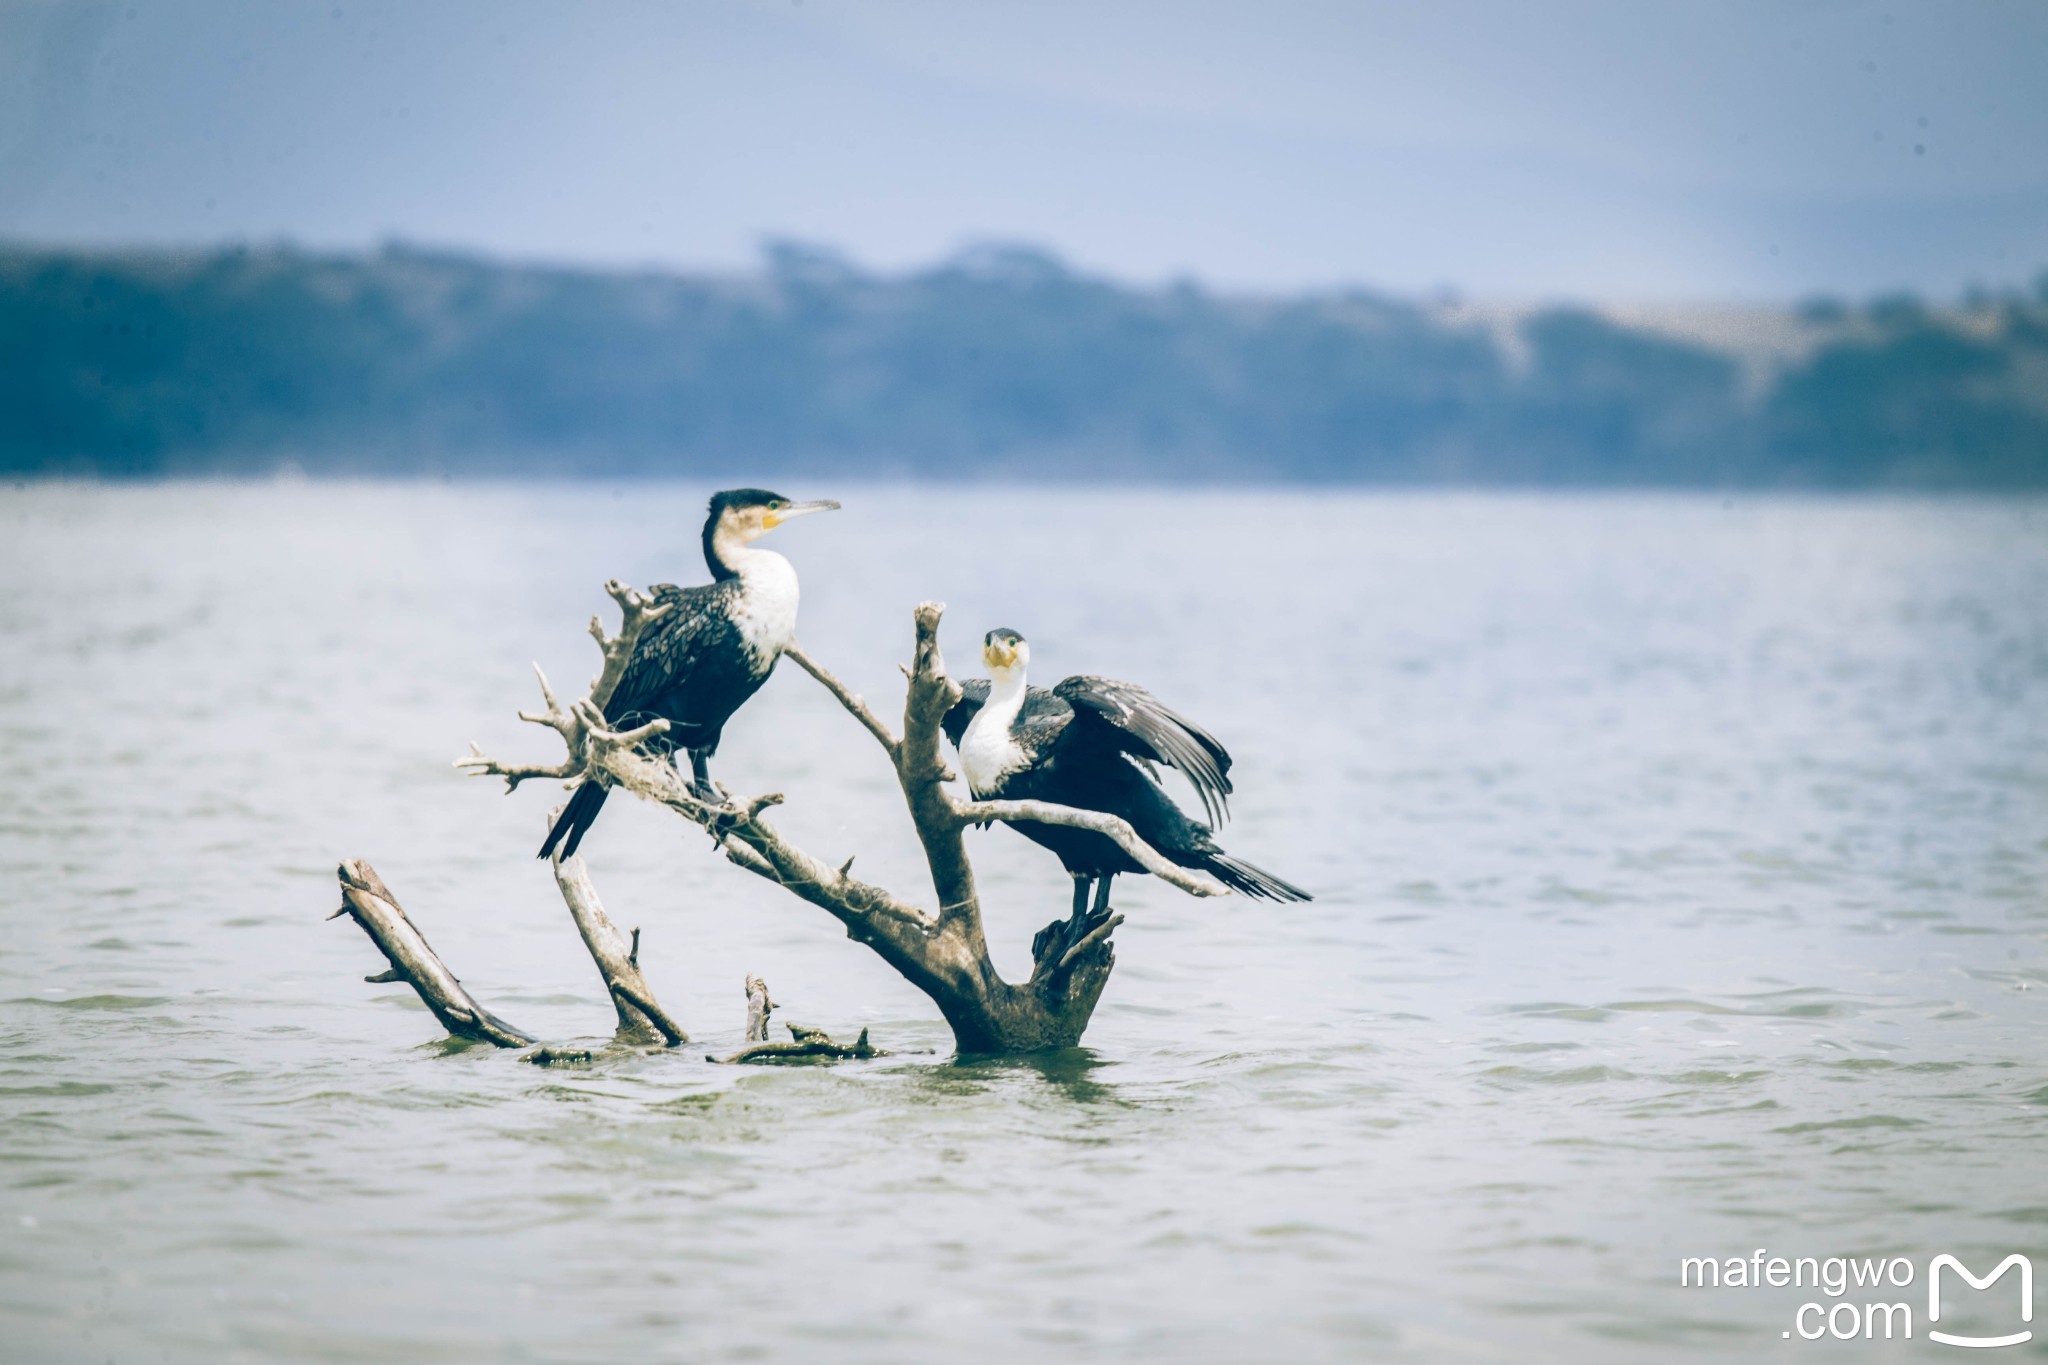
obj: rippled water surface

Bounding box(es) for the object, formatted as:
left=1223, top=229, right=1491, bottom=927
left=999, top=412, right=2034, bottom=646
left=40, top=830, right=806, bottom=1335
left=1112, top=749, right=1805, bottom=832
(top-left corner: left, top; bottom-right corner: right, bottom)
left=2, top=483, right=2045, bottom=1362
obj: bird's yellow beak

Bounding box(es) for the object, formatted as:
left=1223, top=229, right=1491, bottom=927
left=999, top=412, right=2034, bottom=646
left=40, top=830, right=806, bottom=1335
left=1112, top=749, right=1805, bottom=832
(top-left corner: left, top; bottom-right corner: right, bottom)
left=983, top=639, right=1016, bottom=669
left=761, top=498, right=840, bottom=530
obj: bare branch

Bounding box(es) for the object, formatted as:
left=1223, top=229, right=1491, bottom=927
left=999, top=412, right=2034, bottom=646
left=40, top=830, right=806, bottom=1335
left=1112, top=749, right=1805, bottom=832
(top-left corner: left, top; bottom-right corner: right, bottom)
left=453, top=740, right=579, bottom=792
left=589, top=579, right=673, bottom=710
left=330, top=861, right=534, bottom=1048
left=784, top=642, right=900, bottom=756
left=575, top=701, right=670, bottom=751
left=548, top=814, right=688, bottom=1046
left=953, top=798, right=1230, bottom=897
left=532, top=660, right=563, bottom=714
left=511, top=664, right=583, bottom=744
left=456, top=578, right=673, bottom=791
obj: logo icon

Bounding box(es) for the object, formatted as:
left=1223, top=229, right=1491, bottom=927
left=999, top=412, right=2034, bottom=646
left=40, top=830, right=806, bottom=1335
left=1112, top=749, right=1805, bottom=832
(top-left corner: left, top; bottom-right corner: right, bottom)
left=1928, top=1254, right=2032, bottom=1349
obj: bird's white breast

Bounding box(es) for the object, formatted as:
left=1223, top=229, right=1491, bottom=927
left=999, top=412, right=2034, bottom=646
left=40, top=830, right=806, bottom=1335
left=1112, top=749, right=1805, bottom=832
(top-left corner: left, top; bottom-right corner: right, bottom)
left=960, top=695, right=1029, bottom=796
left=730, top=549, right=800, bottom=666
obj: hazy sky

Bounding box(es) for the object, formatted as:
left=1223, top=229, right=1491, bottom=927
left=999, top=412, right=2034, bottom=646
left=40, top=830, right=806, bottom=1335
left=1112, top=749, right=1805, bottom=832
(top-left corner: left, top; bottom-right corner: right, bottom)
left=3, top=0, right=2044, bottom=300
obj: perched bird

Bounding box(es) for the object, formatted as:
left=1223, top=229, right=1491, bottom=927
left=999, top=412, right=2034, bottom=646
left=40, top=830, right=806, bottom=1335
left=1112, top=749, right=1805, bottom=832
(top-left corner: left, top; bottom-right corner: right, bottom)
left=539, top=488, right=839, bottom=859
left=942, top=628, right=1310, bottom=936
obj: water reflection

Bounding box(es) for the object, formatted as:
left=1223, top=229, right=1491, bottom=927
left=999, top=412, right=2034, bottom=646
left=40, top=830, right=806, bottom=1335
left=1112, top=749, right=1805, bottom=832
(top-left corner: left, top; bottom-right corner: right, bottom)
left=951, top=1047, right=1129, bottom=1108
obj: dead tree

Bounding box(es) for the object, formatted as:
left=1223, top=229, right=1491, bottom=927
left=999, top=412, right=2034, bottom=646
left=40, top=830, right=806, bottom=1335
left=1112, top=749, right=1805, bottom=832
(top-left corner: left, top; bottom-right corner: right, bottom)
left=460, top=595, right=1225, bottom=1054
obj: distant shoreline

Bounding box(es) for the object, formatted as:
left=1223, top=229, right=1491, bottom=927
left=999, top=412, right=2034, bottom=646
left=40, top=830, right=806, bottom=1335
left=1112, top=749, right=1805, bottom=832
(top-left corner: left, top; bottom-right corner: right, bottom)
left=5, top=241, right=2044, bottom=488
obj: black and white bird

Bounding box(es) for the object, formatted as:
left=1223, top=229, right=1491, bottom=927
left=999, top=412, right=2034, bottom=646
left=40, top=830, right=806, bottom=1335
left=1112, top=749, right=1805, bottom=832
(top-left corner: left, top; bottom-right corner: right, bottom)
left=942, top=628, right=1310, bottom=933
left=539, top=488, right=839, bottom=859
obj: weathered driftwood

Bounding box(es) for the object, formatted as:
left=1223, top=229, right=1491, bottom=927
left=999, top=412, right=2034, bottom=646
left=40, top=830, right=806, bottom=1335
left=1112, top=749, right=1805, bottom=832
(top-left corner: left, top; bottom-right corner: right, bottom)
left=461, top=597, right=1229, bottom=1054
left=548, top=809, right=688, bottom=1045
left=333, top=846, right=687, bottom=1051
left=705, top=977, right=878, bottom=1064
left=329, top=860, right=535, bottom=1047
left=711, top=1023, right=882, bottom=1065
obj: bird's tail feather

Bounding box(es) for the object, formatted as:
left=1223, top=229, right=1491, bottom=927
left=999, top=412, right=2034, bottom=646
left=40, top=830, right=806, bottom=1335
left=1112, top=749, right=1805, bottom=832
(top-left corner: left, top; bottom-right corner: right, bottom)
left=1203, top=852, right=1312, bottom=903
left=539, top=781, right=608, bottom=861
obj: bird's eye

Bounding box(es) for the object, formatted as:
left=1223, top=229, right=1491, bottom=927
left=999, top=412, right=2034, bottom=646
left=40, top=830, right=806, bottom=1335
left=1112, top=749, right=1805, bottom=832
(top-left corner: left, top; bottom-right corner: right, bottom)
left=770, top=500, right=785, bottom=510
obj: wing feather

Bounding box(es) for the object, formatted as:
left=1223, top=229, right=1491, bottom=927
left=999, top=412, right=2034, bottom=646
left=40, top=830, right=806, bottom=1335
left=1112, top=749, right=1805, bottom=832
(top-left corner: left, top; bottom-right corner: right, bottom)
left=1051, top=674, right=1235, bottom=826
left=604, top=580, right=731, bottom=729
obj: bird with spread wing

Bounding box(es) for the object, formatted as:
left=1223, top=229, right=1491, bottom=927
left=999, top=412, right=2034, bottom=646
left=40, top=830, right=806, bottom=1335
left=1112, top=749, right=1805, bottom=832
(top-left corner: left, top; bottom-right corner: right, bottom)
left=944, top=628, right=1310, bottom=945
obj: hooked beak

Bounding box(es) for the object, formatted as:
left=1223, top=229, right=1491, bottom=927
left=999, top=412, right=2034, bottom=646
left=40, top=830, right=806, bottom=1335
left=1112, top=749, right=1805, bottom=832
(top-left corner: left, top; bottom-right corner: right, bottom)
left=762, top=498, right=840, bottom=529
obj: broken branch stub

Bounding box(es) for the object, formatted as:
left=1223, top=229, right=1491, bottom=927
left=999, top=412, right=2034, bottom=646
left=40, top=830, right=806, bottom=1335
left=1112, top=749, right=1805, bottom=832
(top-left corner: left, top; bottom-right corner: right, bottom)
left=745, top=975, right=774, bottom=1043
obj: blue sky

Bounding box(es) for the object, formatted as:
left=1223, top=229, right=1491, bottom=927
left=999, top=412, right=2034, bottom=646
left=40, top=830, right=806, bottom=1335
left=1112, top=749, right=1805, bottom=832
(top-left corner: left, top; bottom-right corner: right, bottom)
left=2, top=0, right=2044, bottom=300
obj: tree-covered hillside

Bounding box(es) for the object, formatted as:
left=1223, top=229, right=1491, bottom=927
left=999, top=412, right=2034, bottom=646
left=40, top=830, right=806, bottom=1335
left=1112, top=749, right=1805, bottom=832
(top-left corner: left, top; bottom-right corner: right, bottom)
left=4, top=241, right=2044, bottom=485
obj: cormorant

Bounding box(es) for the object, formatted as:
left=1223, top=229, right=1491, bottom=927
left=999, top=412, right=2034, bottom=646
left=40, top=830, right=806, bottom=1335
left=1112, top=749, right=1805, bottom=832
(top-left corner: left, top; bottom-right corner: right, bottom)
left=942, top=628, right=1310, bottom=936
left=539, top=488, right=839, bottom=859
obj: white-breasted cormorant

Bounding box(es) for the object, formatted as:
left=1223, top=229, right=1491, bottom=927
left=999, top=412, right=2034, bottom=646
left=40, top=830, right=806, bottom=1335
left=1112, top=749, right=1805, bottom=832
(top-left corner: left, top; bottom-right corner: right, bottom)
left=539, top=488, right=839, bottom=859
left=942, top=628, right=1311, bottom=932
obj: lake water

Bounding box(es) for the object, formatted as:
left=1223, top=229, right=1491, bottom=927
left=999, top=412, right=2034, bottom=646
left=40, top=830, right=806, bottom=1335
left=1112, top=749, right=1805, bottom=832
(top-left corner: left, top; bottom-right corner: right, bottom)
left=1, top=482, right=2044, bottom=1362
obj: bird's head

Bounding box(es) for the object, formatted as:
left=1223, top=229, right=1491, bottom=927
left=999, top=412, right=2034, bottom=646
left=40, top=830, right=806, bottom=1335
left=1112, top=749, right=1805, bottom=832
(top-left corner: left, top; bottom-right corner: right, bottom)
left=983, top=627, right=1030, bottom=678
left=707, top=488, right=840, bottom=546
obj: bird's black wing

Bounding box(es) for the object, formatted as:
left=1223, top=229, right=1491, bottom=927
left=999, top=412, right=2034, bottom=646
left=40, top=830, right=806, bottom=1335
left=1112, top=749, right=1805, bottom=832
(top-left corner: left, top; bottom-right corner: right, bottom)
left=603, top=581, right=740, bottom=740
left=1049, top=675, right=1234, bottom=827
left=1012, top=688, right=1076, bottom=763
